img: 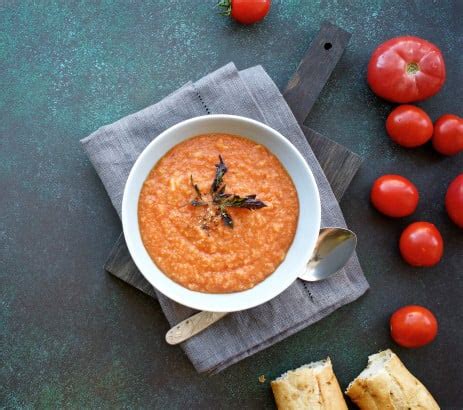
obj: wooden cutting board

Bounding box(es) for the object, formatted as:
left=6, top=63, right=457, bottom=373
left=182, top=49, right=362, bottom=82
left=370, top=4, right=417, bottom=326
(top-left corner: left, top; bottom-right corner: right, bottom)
left=104, top=22, right=362, bottom=298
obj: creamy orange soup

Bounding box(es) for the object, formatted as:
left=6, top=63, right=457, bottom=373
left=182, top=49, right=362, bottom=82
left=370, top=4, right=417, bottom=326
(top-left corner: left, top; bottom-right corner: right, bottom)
left=138, top=134, right=299, bottom=293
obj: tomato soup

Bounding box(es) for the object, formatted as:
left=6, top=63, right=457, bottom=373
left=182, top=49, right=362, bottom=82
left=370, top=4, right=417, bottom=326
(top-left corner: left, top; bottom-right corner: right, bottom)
left=138, top=134, right=299, bottom=293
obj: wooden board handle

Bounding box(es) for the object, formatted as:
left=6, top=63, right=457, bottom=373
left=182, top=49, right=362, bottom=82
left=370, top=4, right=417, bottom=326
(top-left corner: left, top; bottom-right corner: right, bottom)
left=283, top=21, right=351, bottom=125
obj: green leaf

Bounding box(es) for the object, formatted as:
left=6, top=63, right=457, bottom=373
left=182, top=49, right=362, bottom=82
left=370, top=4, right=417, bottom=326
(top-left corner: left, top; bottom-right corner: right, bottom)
left=217, top=0, right=231, bottom=16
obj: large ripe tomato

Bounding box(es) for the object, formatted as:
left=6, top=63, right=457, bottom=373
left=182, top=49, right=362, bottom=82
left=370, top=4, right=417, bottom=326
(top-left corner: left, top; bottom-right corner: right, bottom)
left=371, top=175, right=419, bottom=217
left=386, top=105, right=433, bottom=148
left=390, top=305, right=438, bottom=348
left=445, top=174, right=463, bottom=228
left=368, top=36, right=446, bottom=103
left=219, top=0, right=271, bottom=25
left=432, top=114, right=463, bottom=156
left=399, top=222, right=443, bottom=267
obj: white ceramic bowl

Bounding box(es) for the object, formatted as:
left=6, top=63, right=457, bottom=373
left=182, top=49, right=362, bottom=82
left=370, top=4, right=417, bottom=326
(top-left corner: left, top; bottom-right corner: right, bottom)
left=122, top=114, right=321, bottom=312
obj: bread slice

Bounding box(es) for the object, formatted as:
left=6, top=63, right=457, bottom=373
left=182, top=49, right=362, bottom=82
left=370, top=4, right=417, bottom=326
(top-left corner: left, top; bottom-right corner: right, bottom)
left=345, top=349, right=439, bottom=410
left=271, top=358, right=348, bottom=410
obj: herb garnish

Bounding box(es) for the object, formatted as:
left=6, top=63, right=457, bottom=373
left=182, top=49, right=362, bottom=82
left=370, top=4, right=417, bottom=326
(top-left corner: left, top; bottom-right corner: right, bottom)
left=190, top=175, right=206, bottom=206
left=211, top=155, right=228, bottom=193
left=190, top=155, right=266, bottom=229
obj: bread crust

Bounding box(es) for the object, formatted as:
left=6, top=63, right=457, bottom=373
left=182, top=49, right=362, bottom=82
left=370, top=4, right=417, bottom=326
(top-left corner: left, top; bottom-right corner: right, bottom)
left=345, top=350, right=439, bottom=410
left=271, top=358, right=348, bottom=410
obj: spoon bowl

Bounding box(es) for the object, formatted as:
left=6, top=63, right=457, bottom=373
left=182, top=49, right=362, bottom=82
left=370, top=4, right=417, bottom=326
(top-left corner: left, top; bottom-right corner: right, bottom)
left=298, top=227, right=357, bottom=281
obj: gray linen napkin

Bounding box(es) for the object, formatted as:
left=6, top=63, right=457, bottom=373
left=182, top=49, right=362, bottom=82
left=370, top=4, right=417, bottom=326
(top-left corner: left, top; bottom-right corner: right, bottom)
left=81, top=63, right=369, bottom=374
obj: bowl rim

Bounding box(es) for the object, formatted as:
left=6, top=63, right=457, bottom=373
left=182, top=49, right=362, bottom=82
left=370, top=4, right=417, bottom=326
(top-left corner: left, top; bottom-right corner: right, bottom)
left=122, top=114, right=321, bottom=312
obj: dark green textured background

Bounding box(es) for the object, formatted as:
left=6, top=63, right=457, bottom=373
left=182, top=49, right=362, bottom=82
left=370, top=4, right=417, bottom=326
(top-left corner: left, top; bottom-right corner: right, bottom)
left=1, top=1, right=462, bottom=408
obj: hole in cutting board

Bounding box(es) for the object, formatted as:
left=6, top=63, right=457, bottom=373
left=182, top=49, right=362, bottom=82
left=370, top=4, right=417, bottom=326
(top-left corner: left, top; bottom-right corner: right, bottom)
left=324, top=42, right=332, bottom=50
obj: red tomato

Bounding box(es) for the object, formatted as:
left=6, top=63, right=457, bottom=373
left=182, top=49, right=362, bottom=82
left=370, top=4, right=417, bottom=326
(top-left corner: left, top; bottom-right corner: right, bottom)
left=432, top=114, right=463, bottom=156
left=371, top=175, right=419, bottom=217
left=219, top=0, right=271, bottom=25
left=445, top=174, right=463, bottom=228
left=368, top=36, right=446, bottom=103
left=399, top=222, right=443, bottom=267
left=386, top=105, right=433, bottom=148
left=390, top=305, right=438, bottom=348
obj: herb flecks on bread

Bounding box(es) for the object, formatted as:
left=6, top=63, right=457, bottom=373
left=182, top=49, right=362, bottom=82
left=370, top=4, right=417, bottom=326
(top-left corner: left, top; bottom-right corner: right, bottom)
left=271, top=358, right=347, bottom=410
left=346, top=349, right=440, bottom=410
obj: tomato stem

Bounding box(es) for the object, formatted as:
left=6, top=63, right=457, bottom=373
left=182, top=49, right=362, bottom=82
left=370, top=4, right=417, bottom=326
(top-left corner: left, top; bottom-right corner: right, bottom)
left=406, top=62, right=420, bottom=75
left=217, top=0, right=231, bottom=16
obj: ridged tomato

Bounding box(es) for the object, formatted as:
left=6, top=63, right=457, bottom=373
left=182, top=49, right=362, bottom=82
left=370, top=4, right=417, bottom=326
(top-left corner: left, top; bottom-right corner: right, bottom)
left=368, top=36, right=446, bottom=103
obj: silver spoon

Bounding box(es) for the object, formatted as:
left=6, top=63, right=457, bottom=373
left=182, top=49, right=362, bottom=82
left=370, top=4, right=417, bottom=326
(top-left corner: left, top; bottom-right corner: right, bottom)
left=165, top=227, right=357, bottom=345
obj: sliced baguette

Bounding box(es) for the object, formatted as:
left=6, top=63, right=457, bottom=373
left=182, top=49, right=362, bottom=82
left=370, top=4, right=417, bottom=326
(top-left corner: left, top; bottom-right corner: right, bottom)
left=345, top=349, right=439, bottom=410
left=271, top=358, right=348, bottom=410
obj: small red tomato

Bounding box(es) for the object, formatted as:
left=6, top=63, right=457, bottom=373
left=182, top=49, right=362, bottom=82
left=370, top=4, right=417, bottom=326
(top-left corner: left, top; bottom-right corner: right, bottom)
left=390, top=305, right=438, bottom=348
left=371, top=175, right=419, bottom=217
left=368, top=36, right=446, bottom=103
left=445, top=174, right=463, bottom=228
left=219, top=0, right=271, bottom=25
left=432, top=114, right=463, bottom=156
left=386, top=105, right=433, bottom=148
left=399, top=222, right=443, bottom=267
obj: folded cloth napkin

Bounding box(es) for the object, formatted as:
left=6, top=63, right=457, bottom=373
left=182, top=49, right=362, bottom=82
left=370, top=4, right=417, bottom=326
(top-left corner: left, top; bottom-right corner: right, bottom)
left=81, top=63, right=369, bottom=374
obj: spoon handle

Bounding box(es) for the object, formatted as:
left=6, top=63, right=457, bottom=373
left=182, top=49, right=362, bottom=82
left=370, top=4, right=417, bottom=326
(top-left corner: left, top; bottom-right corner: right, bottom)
left=165, top=311, right=229, bottom=345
